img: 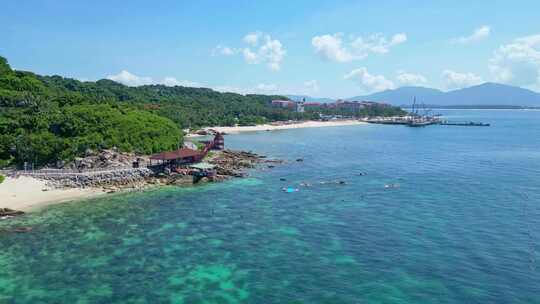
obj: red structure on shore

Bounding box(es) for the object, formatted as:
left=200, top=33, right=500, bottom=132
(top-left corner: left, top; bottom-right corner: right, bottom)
left=149, top=148, right=202, bottom=165
left=149, top=133, right=224, bottom=167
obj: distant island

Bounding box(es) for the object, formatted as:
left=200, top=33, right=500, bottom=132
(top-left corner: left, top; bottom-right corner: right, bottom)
left=290, top=83, right=540, bottom=109
left=349, top=83, right=540, bottom=108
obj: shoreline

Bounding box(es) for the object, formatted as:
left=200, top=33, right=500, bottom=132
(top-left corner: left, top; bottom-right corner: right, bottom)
left=186, top=119, right=366, bottom=136
left=0, top=150, right=272, bottom=215
left=0, top=176, right=106, bottom=213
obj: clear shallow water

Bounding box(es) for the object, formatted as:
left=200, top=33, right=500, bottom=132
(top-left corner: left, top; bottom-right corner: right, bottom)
left=1, top=110, right=539, bottom=303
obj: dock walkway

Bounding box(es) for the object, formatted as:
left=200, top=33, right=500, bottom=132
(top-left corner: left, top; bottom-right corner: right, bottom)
left=364, top=117, right=490, bottom=127
left=440, top=121, right=490, bottom=127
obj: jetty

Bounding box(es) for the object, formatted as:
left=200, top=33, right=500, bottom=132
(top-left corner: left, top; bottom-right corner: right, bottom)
left=407, top=119, right=439, bottom=127
left=365, top=117, right=490, bottom=128
left=364, top=98, right=490, bottom=128
left=440, top=121, right=490, bottom=127
left=363, top=116, right=442, bottom=127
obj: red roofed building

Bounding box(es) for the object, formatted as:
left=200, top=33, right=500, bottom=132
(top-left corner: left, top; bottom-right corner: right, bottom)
left=149, top=133, right=224, bottom=169
left=150, top=148, right=202, bottom=165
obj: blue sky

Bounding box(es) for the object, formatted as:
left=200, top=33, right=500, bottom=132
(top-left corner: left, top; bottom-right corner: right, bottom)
left=2, top=0, right=540, bottom=98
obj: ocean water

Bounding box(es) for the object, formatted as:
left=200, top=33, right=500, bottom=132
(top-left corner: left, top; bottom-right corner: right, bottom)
left=1, top=110, right=539, bottom=303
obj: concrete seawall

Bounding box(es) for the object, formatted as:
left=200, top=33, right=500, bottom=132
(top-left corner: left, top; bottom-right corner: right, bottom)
left=33, top=168, right=153, bottom=188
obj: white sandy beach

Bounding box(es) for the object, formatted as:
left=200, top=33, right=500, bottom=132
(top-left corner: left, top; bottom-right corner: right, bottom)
left=0, top=176, right=104, bottom=212
left=197, top=120, right=367, bottom=135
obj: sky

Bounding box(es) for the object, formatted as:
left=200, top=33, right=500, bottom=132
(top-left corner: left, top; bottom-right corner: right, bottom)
left=2, top=0, right=540, bottom=98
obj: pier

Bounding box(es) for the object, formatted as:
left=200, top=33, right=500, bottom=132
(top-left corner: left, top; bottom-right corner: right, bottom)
left=440, top=121, right=490, bottom=127
left=363, top=100, right=490, bottom=127
left=364, top=117, right=490, bottom=127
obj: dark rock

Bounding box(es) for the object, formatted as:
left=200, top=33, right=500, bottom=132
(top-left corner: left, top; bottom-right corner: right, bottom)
left=208, top=149, right=272, bottom=179
left=14, top=227, right=32, bottom=233
left=265, top=159, right=285, bottom=164
left=167, top=175, right=193, bottom=186
left=0, top=208, right=25, bottom=217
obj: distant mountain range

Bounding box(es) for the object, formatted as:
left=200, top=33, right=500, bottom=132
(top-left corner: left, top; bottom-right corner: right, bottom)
left=347, top=83, right=540, bottom=107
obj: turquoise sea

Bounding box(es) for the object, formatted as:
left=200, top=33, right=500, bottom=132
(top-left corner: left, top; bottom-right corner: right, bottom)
left=1, top=110, right=539, bottom=303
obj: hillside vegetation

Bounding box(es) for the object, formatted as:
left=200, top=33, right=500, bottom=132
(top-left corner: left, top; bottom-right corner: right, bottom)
left=0, top=56, right=308, bottom=168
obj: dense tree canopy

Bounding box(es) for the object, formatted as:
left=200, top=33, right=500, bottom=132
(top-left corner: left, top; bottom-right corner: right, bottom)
left=0, top=57, right=183, bottom=167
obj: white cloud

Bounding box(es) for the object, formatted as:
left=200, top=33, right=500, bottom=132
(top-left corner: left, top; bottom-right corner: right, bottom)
left=344, top=67, right=395, bottom=93
left=213, top=81, right=322, bottom=96
left=391, top=33, right=408, bottom=45
left=107, top=71, right=201, bottom=87
left=106, top=70, right=316, bottom=96
left=442, top=70, right=483, bottom=90
left=242, top=48, right=258, bottom=64
left=258, top=37, right=286, bottom=71
left=312, top=34, right=357, bottom=62
left=214, top=83, right=280, bottom=95
left=351, top=33, right=408, bottom=55
left=303, top=80, right=319, bottom=93
left=312, top=32, right=407, bottom=62
left=452, top=25, right=491, bottom=44
left=214, top=32, right=286, bottom=71
left=396, top=71, right=427, bottom=86
left=212, top=45, right=237, bottom=56
left=107, top=70, right=153, bottom=86
left=489, top=34, right=540, bottom=87
left=243, top=32, right=262, bottom=46
left=255, top=83, right=278, bottom=93
left=162, top=77, right=201, bottom=87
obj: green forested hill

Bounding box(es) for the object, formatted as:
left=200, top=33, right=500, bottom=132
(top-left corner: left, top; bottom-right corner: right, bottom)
left=0, top=56, right=403, bottom=168
left=0, top=56, right=306, bottom=168
left=35, top=75, right=307, bottom=128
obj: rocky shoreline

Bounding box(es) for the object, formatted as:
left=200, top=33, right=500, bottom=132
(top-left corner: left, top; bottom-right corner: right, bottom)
left=0, top=208, right=25, bottom=220
left=1, top=149, right=281, bottom=220
left=48, top=149, right=278, bottom=190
